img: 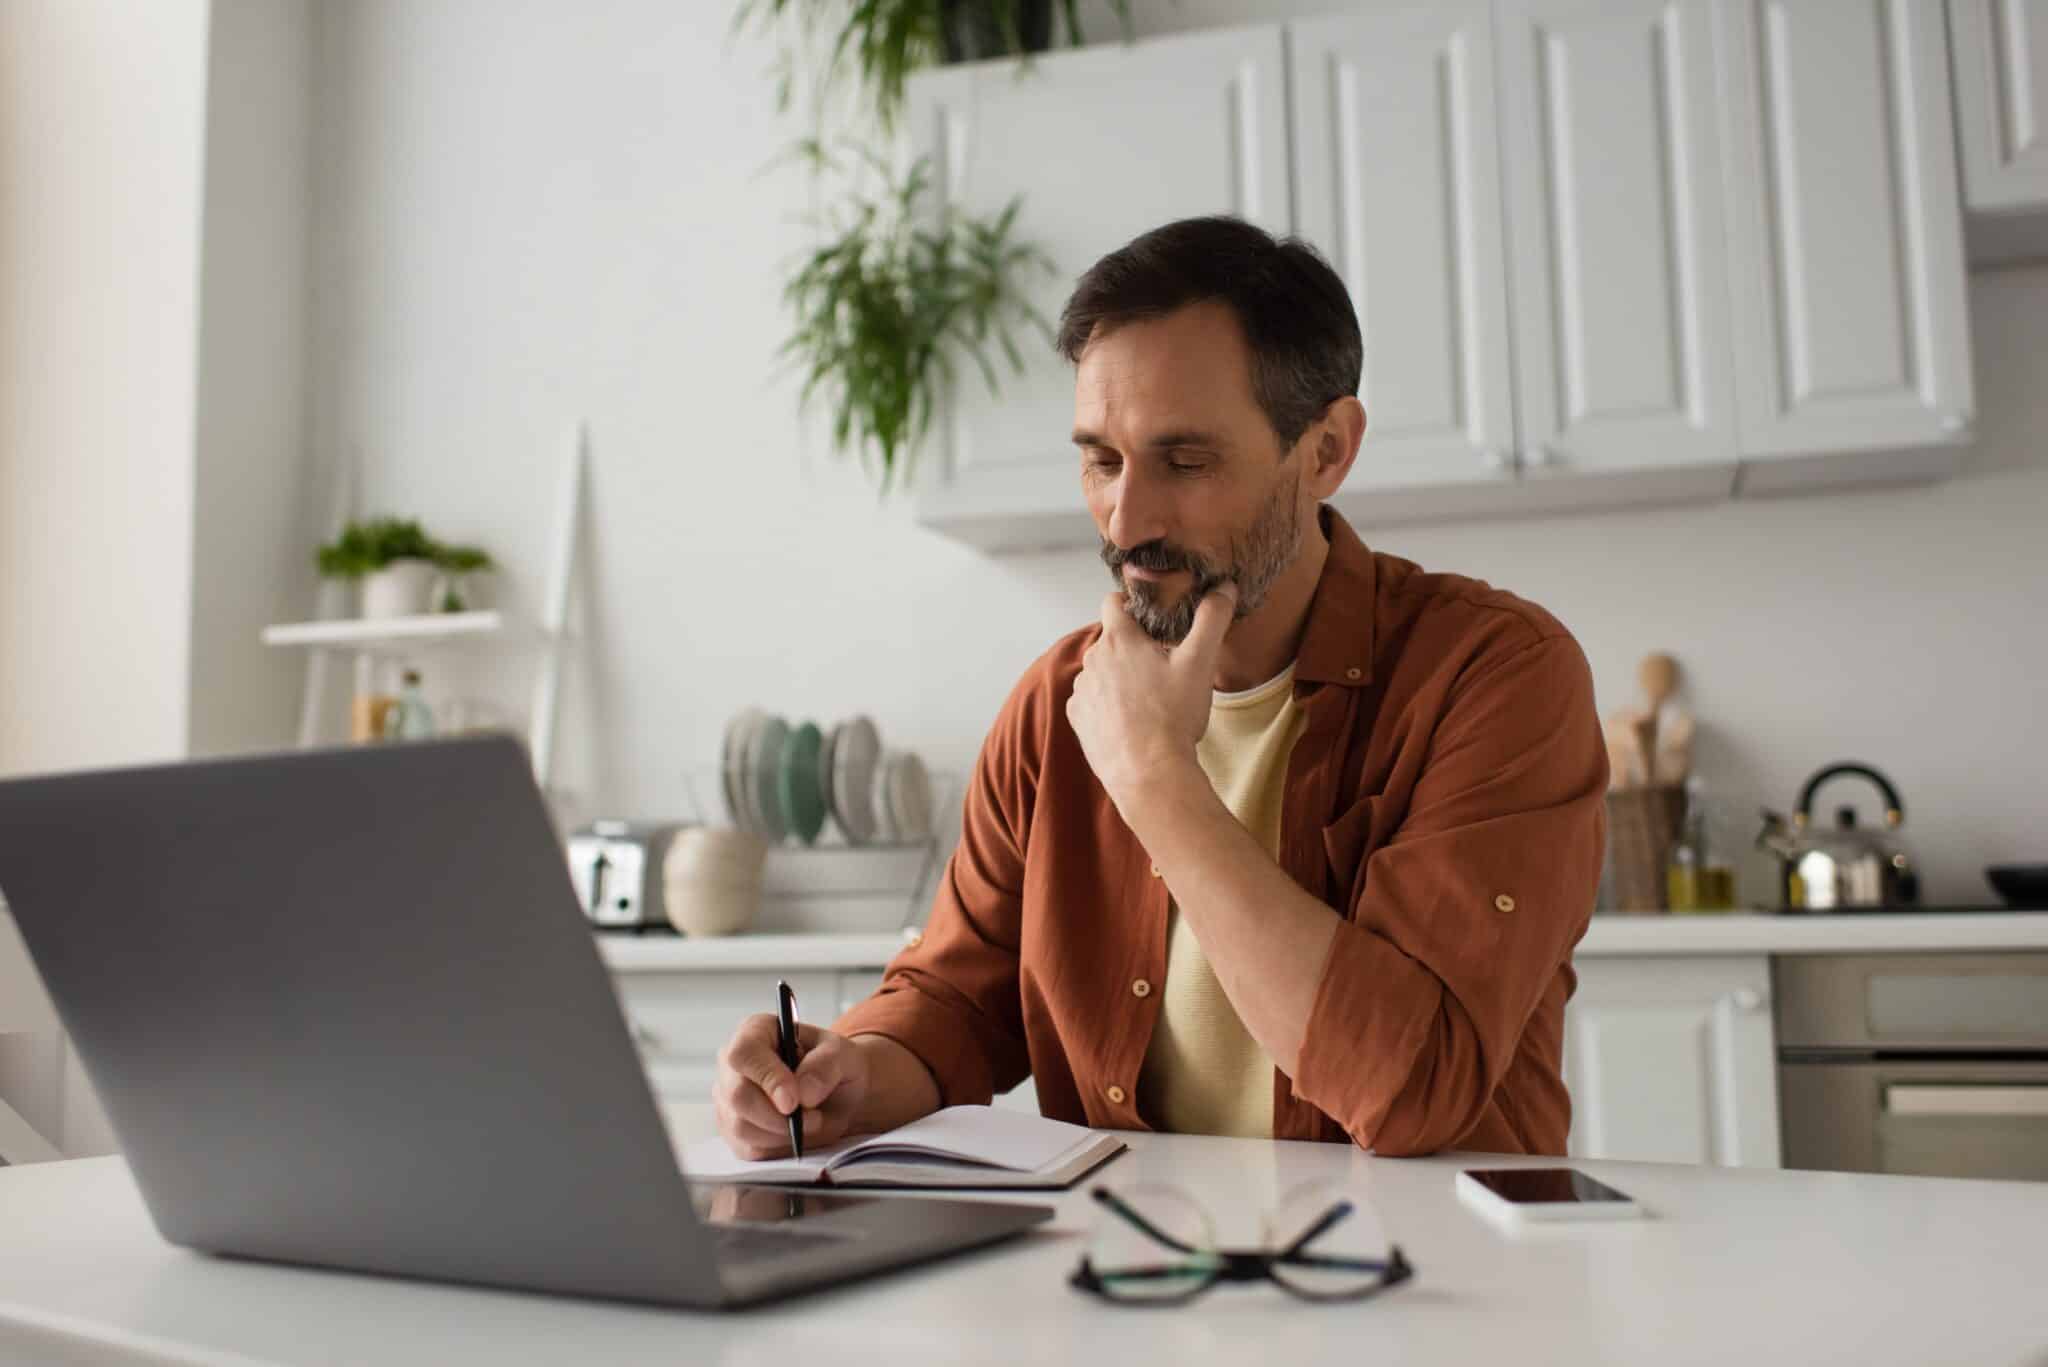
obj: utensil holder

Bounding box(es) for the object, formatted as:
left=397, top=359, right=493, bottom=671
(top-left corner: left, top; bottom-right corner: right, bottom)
left=1605, top=785, right=1688, bottom=913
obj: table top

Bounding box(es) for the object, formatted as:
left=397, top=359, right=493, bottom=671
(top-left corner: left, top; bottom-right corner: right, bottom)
left=1, top=1107, right=2043, bottom=1367
left=595, top=912, right=2048, bottom=974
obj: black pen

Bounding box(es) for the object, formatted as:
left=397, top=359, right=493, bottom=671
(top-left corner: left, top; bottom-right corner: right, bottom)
left=775, top=979, right=804, bottom=1158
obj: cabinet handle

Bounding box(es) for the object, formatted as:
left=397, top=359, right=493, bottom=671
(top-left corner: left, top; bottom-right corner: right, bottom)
left=1885, top=1085, right=2048, bottom=1118
left=1727, top=987, right=1764, bottom=1012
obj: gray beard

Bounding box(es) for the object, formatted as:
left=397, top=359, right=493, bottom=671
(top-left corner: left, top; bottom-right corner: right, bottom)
left=1100, top=478, right=1304, bottom=646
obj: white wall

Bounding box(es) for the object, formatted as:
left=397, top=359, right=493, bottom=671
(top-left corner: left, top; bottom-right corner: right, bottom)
left=0, top=0, right=211, bottom=776
left=305, top=0, right=2047, bottom=909
left=189, top=0, right=319, bottom=758
left=0, top=0, right=316, bottom=1158
left=0, top=0, right=212, bottom=1159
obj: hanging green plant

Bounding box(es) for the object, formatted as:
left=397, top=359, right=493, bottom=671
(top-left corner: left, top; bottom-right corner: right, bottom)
left=736, top=0, right=1135, bottom=132
left=779, top=142, right=1053, bottom=494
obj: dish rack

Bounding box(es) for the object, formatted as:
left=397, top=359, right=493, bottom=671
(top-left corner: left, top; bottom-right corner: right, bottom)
left=674, top=769, right=960, bottom=934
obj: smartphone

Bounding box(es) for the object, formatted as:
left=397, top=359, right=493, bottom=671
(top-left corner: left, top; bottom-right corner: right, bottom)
left=1455, top=1167, right=1644, bottom=1227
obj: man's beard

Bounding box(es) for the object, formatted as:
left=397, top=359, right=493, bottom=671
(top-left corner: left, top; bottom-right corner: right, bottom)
left=1099, top=476, right=1304, bottom=645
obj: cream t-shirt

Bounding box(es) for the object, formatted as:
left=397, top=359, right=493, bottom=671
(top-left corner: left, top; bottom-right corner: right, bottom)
left=1135, top=663, right=1307, bottom=1138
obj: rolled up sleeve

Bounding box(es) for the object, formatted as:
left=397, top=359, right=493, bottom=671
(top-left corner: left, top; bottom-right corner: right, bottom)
left=833, top=677, right=1041, bottom=1107
left=1292, top=633, right=1607, bottom=1156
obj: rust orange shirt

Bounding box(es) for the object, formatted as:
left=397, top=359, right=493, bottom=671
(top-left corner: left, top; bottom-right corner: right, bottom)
left=835, top=506, right=1608, bottom=1156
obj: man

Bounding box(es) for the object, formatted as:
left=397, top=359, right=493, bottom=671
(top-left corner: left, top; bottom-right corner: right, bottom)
left=714, top=216, right=1607, bottom=1159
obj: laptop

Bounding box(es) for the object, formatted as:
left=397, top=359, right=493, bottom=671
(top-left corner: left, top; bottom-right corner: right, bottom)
left=0, top=735, right=1051, bottom=1308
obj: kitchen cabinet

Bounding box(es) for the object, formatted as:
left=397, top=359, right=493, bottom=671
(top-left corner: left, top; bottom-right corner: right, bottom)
left=613, top=964, right=1039, bottom=1114
left=1714, top=0, right=1975, bottom=488
left=903, top=4, right=1981, bottom=552
left=1495, top=0, right=1740, bottom=500
left=1563, top=953, right=1782, bottom=1167
left=1287, top=4, right=1521, bottom=516
left=1949, top=0, right=2048, bottom=262
left=904, top=24, right=1290, bottom=552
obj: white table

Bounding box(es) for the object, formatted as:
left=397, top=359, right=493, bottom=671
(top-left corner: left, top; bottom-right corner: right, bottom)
left=0, top=1105, right=2043, bottom=1367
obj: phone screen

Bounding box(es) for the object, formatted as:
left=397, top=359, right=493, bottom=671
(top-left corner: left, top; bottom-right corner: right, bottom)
left=1463, top=1167, right=1633, bottom=1205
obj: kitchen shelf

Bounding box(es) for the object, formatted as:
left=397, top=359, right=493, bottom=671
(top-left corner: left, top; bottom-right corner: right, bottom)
left=260, top=610, right=508, bottom=654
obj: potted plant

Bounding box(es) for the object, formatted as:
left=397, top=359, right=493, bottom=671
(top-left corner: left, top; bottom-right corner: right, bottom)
left=736, top=0, right=1134, bottom=130
left=780, top=145, right=1051, bottom=491
left=316, top=518, right=492, bottom=620
left=431, top=544, right=495, bottom=613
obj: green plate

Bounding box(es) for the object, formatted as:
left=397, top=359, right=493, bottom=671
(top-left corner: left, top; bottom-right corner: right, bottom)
left=778, top=722, right=827, bottom=846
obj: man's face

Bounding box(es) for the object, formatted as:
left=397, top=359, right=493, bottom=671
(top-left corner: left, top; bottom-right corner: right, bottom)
left=1073, top=300, right=1311, bottom=645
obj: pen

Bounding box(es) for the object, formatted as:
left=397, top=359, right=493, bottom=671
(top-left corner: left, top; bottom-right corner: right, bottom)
left=775, top=979, right=804, bottom=1159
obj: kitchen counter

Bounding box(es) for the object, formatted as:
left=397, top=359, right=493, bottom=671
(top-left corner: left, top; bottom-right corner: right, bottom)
left=597, top=911, right=2048, bottom=973
left=1, top=1123, right=2043, bottom=1365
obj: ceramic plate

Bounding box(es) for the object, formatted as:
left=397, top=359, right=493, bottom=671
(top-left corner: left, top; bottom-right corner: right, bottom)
left=818, top=721, right=841, bottom=838
left=778, top=721, right=827, bottom=846
left=830, top=716, right=881, bottom=845
left=721, top=708, right=764, bottom=830
left=870, top=750, right=901, bottom=845
left=887, top=750, right=933, bottom=843
left=747, top=715, right=790, bottom=843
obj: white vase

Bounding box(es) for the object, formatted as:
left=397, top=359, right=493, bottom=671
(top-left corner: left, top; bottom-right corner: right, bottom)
left=359, top=559, right=438, bottom=619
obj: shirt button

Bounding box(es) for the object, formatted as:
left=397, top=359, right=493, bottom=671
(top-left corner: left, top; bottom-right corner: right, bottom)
left=1494, top=894, right=1516, bottom=914
left=1131, top=978, right=1152, bottom=998
left=906, top=929, right=925, bottom=946
left=1149, top=863, right=1161, bottom=878
left=1345, top=666, right=1362, bottom=680
left=1106, top=1085, right=1127, bottom=1105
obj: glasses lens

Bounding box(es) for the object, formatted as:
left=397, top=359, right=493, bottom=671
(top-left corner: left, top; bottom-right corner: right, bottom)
left=1085, top=1184, right=1219, bottom=1302
left=1263, top=1180, right=1397, bottom=1300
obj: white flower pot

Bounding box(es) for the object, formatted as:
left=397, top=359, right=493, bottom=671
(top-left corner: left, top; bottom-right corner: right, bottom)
left=360, top=559, right=439, bottom=619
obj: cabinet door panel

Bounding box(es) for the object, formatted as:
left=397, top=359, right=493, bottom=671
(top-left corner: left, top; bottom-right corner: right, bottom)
left=1498, top=0, right=1738, bottom=476
left=1716, top=0, right=1972, bottom=461
left=617, top=970, right=837, bottom=1103
left=1951, top=0, right=2048, bottom=210
left=1564, top=955, right=1780, bottom=1166
left=907, top=27, right=1289, bottom=547
left=1290, top=3, right=1516, bottom=493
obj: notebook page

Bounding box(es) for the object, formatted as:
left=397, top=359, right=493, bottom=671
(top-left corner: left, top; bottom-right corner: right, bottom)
left=679, top=1131, right=858, bottom=1183
left=827, top=1106, right=1098, bottom=1173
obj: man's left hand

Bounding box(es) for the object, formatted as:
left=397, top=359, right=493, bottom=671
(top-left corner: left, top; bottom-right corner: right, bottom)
left=1066, top=583, right=1237, bottom=812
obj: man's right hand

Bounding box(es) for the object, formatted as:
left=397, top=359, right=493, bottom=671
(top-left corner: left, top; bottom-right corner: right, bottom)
left=712, top=1016, right=869, bottom=1159
left=712, top=1017, right=943, bottom=1160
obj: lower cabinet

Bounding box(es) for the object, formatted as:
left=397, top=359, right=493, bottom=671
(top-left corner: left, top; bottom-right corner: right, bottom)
left=1563, top=954, right=1781, bottom=1167
left=611, top=953, right=1782, bottom=1162
left=614, top=967, right=1037, bottom=1115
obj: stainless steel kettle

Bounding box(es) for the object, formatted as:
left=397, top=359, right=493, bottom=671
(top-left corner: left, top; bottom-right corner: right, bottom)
left=1756, top=763, right=1920, bottom=911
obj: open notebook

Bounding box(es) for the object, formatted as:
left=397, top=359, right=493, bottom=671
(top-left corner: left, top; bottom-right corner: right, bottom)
left=680, top=1105, right=1126, bottom=1190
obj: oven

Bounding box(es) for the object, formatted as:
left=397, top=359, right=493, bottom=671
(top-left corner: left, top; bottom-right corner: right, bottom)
left=1775, top=952, right=2048, bottom=1181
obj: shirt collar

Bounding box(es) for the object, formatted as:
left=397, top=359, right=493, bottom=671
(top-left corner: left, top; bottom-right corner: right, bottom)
left=1294, top=503, right=1378, bottom=688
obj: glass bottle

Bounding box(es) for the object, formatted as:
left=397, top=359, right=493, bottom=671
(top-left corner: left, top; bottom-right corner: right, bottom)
left=1667, top=778, right=1736, bottom=913
left=383, top=668, right=437, bottom=741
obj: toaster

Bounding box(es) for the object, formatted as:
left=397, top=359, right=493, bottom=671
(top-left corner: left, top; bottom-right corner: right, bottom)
left=566, top=821, right=686, bottom=930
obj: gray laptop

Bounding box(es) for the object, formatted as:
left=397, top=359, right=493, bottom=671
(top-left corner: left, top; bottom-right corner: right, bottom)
left=0, top=735, right=1051, bottom=1308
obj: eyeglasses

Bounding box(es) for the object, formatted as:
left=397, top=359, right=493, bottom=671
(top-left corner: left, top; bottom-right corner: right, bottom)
left=1069, top=1181, right=1415, bottom=1306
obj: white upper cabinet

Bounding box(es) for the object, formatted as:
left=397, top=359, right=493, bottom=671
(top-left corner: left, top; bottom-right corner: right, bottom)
left=1495, top=0, right=1739, bottom=495
left=1289, top=4, right=1519, bottom=510
left=1713, top=0, right=1974, bottom=482
left=1949, top=0, right=2048, bottom=211
left=905, top=26, right=1290, bottom=552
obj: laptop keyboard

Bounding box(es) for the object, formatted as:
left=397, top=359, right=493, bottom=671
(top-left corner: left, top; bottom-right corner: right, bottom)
left=711, top=1223, right=854, bottom=1265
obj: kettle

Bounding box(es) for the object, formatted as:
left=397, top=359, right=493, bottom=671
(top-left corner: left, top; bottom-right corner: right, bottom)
left=1756, top=763, right=1920, bottom=911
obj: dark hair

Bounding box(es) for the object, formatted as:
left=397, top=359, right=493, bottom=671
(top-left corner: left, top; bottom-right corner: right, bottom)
left=1055, top=215, right=1363, bottom=450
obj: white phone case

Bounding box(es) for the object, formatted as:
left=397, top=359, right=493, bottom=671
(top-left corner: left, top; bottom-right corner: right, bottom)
left=1455, top=1169, right=1645, bottom=1228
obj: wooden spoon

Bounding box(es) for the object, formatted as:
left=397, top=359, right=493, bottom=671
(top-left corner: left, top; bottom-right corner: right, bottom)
left=1637, top=653, right=1680, bottom=784
left=1639, top=653, right=1680, bottom=714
